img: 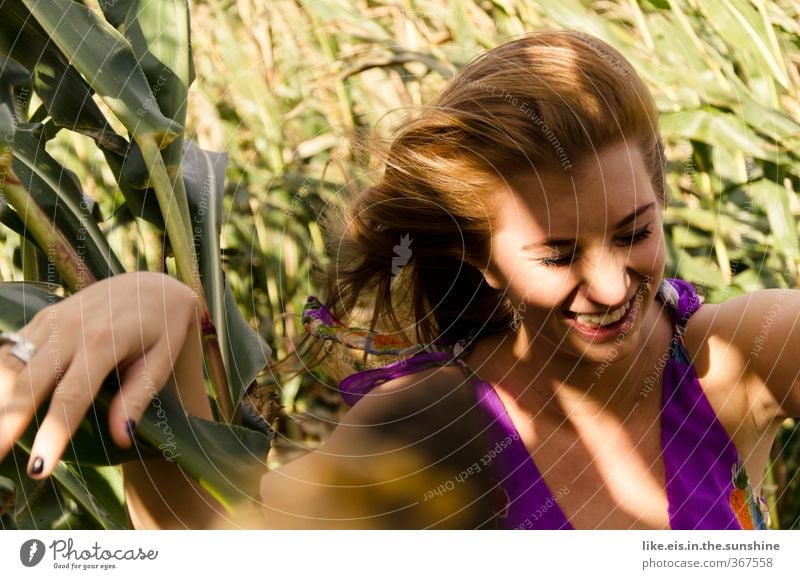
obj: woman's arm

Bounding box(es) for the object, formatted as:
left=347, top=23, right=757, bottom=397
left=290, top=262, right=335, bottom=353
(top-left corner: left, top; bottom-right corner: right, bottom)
left=704, top=288, right=800, bottom=425
left=1, top=272, right=498, bottom=529
left=251, top=365, right=499, bottom=529
left=120, top=291, right=229, bottom=529
left=127, top=349, right=499, bottom=530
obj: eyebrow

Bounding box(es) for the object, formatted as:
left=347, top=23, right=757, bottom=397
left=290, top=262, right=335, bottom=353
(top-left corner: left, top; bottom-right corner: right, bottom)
left=520, top=202, right=656, bottom=250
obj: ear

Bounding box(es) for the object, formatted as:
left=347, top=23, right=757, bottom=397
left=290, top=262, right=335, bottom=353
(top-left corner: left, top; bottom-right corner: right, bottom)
left=480, top=266, right=502, bottom=291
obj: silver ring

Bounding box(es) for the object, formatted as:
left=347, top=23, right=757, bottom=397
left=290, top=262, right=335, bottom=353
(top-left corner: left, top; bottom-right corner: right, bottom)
left=0, top=331, right=38, bottom=365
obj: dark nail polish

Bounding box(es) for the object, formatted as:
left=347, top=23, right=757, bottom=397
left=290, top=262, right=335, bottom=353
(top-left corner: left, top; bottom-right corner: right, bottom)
left=30, top=456, right=44, bottom=476
left=126, top=419, right=137, bottom=443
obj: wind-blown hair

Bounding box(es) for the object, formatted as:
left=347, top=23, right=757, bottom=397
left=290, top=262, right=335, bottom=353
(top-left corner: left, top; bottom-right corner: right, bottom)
left=276, top=29, right=665, bottom=380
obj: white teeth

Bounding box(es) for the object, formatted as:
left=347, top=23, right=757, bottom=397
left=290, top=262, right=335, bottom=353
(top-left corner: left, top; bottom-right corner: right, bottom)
left=574, top=300, right=631, bottom=327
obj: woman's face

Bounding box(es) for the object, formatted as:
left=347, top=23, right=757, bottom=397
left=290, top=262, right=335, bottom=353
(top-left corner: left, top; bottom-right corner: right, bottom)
left=481, top=139, right=666, bottom=366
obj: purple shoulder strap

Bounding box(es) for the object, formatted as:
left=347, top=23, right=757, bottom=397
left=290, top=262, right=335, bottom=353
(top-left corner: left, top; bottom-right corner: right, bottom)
left=660, top=278, right=742, bottom=529
left=337, top=350, right=456, bottom=406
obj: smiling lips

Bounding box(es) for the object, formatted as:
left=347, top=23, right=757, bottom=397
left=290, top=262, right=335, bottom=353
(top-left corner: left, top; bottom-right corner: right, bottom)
left=562, top=289, right=645, bottom=338
left=574, top=300, right=632, bottom=327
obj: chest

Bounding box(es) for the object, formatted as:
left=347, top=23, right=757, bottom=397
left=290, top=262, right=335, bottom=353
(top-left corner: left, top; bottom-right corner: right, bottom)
left=464, top=304, right=768, bottom=529
left=496, top=385, right=672, bottom=529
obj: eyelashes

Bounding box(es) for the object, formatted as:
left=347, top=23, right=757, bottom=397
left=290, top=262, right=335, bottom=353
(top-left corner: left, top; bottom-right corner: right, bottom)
left=537, top=253, right=575, bottom=268
left=535, top=226, right=653, bottom=268
left=622, top=226, right=653, bottom=245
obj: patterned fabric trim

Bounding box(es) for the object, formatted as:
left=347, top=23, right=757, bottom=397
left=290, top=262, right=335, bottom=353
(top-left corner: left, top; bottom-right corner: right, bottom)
left=301, top=295, right=460, bottom=357
left=730, top=461, right=770, bottom=530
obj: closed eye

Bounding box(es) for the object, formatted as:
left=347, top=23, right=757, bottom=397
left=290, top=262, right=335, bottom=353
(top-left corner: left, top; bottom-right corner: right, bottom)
left=536, top=252, right=575, bottom=268
left=533, top=226, right=653, bottom=268
left=617, top=226, right=652, bottom=245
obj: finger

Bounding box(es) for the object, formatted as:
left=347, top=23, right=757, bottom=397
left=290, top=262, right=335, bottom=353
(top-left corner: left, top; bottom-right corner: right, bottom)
left=108, top=338, right=177, bottom=450
left=0, top=341, right=59, bottom=461
left=0, top=343, right=28, bottom=374
left=25, top=351, right=111, bottom=479
left=0, top=323, right=46, bottom=378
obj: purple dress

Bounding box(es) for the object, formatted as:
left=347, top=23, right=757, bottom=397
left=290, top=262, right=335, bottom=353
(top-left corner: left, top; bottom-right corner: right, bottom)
left=301, top=278, right=769, bottom=529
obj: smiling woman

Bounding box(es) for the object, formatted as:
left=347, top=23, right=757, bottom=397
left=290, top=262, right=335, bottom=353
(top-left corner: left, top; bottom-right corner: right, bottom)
left=286, top=28, right=795, bottom=529
left=1, top=28, right=798, bottom=530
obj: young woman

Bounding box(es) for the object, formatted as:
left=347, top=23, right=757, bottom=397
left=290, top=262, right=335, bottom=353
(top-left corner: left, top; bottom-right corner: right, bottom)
left=0, top=30, right=797, bottom=530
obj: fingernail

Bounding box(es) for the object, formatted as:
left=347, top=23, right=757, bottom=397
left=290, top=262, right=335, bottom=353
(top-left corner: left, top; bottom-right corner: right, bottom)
left=30, top=456, right=44, bottom=476
left=125, top=419, right=137, bottom=443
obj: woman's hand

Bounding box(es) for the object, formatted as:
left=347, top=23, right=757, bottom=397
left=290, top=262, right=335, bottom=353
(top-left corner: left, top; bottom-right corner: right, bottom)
left=0, top=271, right=201, bottom=480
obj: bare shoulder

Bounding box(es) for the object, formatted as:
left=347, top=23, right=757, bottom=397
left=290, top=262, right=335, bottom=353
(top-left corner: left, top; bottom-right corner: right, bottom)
left=681, top=299, right=754, bottom=442
left=681, top=289, right=800, bottom=484
left=681, top=298, right=748, bottom=397
left=684, top=288, right=800, bottom=418
left=256, top=363, right=499, bottom=529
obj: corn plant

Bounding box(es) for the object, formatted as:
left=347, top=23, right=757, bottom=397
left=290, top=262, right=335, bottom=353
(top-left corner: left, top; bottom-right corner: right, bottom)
left=0, top=0, right=272, bottom=529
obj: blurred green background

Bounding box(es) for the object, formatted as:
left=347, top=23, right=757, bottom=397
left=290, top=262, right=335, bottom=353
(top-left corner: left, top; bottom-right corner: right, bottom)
left=1, top=0, right=799, bottom=528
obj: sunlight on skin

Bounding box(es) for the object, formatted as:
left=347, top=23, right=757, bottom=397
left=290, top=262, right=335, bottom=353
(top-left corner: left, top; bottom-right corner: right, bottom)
left=479, top=139, right=667, bottom=400
left=462, top=139, right=677, bottom=528
left=561, top=398, right=669, bottom=527
left=0, top=356, right=36, bottom=457
left=489, top=383, right=670, bottom=529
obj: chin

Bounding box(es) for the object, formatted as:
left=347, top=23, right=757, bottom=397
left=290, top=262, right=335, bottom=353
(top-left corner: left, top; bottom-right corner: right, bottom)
left=575, top=336, right=638, bottom=366
left=561, top=295, right=652, bottom=365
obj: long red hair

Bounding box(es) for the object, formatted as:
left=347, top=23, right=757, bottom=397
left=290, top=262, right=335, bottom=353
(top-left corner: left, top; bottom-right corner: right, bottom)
left=276, top=29, right=665, bottom=381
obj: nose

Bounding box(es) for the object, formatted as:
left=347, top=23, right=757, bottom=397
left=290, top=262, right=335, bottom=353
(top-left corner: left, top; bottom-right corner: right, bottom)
left=577, top=247, right=632, bottom=310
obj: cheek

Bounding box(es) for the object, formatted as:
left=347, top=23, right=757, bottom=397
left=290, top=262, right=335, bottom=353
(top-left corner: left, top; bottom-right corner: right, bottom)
left=510, top=271, right=574, bottom=315
left=634, top=230, right=666, bottom=272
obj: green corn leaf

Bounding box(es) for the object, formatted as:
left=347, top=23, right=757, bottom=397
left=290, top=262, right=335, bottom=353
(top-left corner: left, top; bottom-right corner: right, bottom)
left=660, top=108, right=793, bottom=167
left=737, top=96, right=800, bottom=143
left=0, top=56, right=30, bottom=117
left=0, top=105, right=94, bottom=290
left=102, top=146, right=165, bottom=228
left=665, top=224, right=713, bottom=249
left=0, top=447, right=79, bottom=529
left=10, top=124, right=126, bottom=282
left=0, top=445, right=127, bottom=530
left=51, top=464, right=127, bottom=530
left=101, top=0, right=194, bottom=224
left=674, top=247, right=727, bottom=288
left=0, top=7, right=159, bottom=230
left=183, top=142, right=272, bottom=409
left=0, top=473, right=14, bottom=519
left=48, top=459, right=128, bottom=530
left=697, top=0, right=790, bottom=93
left=665, top=205, right=746, bottom=241
left=0, top=3, right=129, bottom=154
left=19, top=0, right=181, bottom=145
left=746, top=178, right=800, bottom=276
left=0, top=10, right=158, bottom=228
left=131, top=378, right=271, bottom=509
left=302, top=0, right=392, bottom=42
left=100, top=0, right=194, bottom=125
left=0, top=198, right=36, bottom=246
